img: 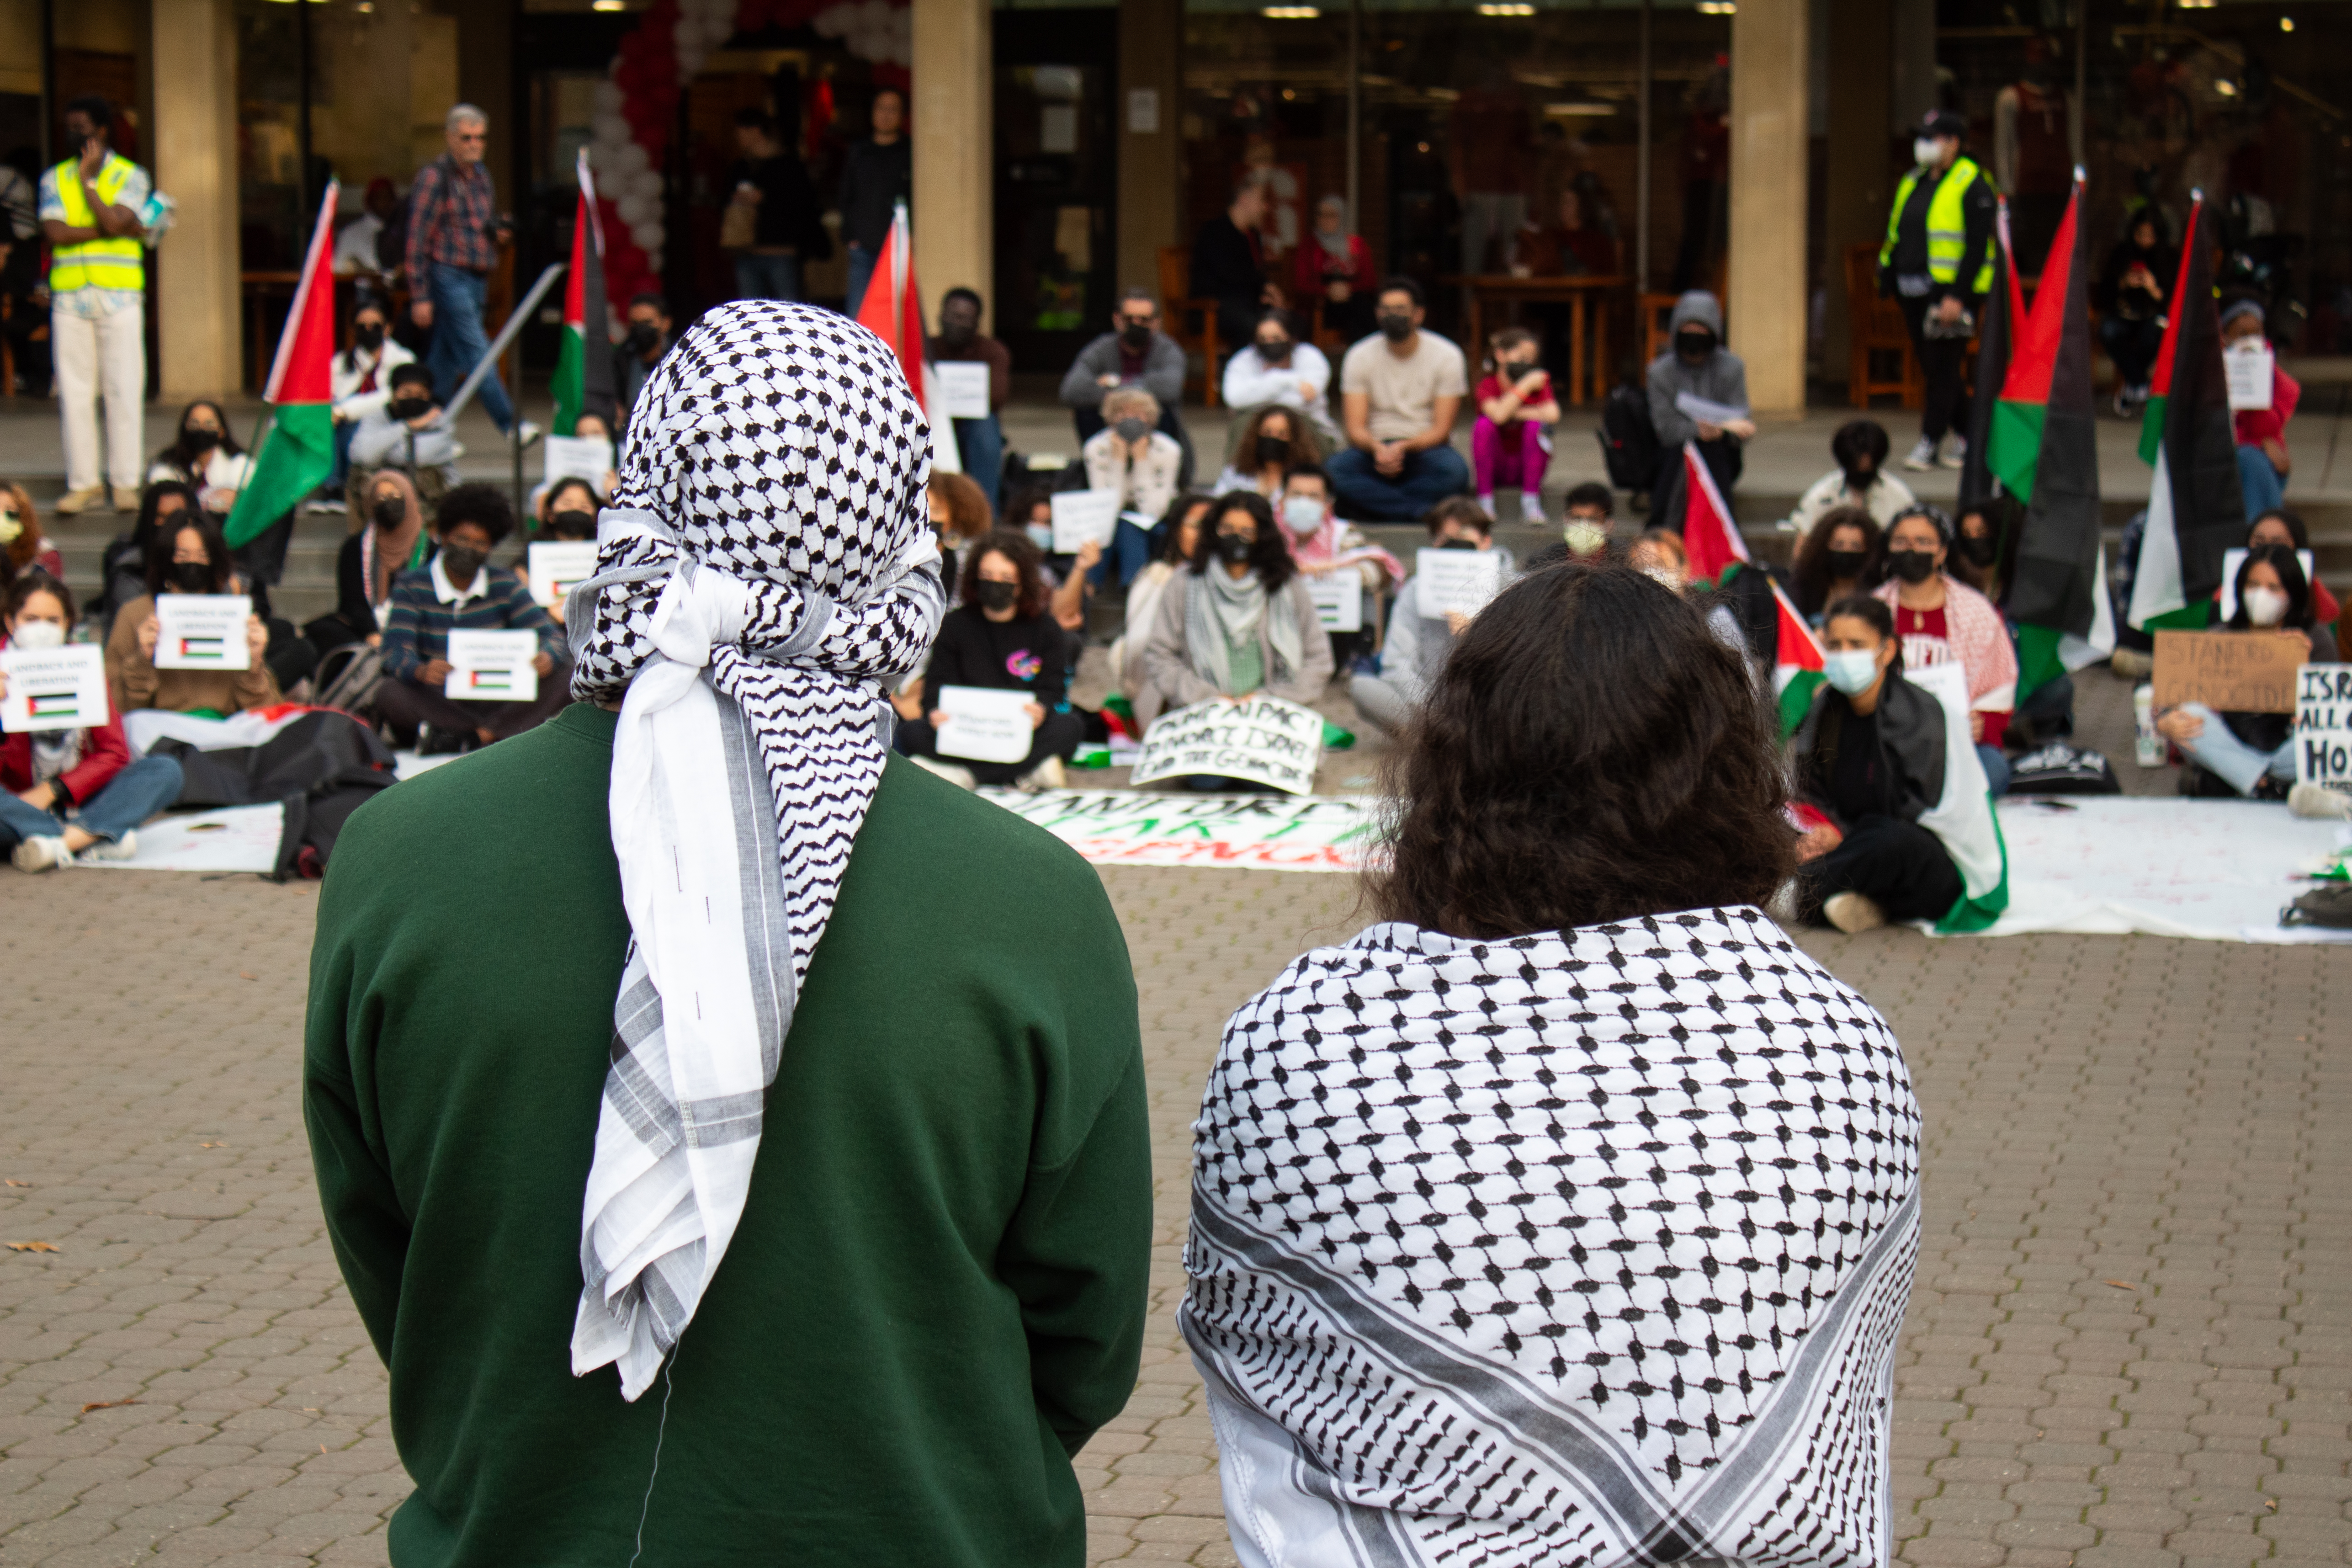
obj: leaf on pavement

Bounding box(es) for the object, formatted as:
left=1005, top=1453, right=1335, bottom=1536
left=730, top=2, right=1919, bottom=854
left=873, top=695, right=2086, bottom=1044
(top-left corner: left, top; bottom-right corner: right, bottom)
left=80, top=1399, right=138, bottom=1413
left=2102, top=1280, right=2137, bottom=1290
left=6, top=1241, right=59, bottom=1253
left=3, top=1180, right=27, bottom=1188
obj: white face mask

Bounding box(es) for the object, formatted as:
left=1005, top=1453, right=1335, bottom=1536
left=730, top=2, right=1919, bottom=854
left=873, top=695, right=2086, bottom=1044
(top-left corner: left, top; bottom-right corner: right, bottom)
left=1822, top=648, right=1882, bottom=696
left=1281, top=495, right=1325, bottom=536
left=10, top=619, right=65, bottom=650
left=1562, top=520, right=1608, bottom=558
left=1914, top=137, right=1942, bottom=169
left=2243, top=585, right=2289, bottom=627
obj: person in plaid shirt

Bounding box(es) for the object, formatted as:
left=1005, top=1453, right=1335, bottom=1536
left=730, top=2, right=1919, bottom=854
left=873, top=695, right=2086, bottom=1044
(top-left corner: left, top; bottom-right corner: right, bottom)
left=406, top=105, right=536, bottom=445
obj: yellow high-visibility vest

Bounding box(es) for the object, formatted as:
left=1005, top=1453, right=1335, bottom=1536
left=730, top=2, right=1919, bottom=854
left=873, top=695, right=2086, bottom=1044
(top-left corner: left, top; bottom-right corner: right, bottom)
left=1879, top=156, right=1993, bottom=295
left=48, top=155, right=144, bottom=294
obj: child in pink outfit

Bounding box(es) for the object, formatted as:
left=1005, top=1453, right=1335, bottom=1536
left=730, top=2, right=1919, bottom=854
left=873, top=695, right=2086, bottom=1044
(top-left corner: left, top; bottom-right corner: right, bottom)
left=1472, top=325, right=1560, bottom=522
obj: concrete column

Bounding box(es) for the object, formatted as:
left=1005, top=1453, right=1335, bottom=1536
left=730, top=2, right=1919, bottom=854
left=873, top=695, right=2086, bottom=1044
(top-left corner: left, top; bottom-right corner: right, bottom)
left=912, top=0, right=993, bottom=330
left=1726, top=0, right=1808, bottom=415
left=1116, top=0, right=1182, bottom=303
left=1821, top=0, right=1892, bottom=379
left=150, top=0, right=239, bottom=399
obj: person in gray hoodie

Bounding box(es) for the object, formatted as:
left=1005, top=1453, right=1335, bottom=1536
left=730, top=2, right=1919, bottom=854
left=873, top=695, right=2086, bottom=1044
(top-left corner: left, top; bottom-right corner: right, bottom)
left=1644, top=290, right=1752, bottom=523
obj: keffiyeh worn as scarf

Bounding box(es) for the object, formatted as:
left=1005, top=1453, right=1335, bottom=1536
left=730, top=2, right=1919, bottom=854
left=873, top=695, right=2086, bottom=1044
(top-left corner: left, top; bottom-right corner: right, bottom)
left=566, top=301, right=945, bottom=1400
left=1184, top=908, right=1921, bottom=1568
left=1184, top=563, right=1304, bottom=696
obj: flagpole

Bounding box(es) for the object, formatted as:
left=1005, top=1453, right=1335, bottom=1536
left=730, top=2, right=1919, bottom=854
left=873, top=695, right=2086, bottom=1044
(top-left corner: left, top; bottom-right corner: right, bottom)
left=441, top=262, right=567, bottom=425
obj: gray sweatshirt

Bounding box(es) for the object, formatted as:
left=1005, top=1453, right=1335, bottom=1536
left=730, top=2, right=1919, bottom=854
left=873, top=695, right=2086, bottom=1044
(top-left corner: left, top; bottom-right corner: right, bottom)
left=1645, top=291, right=1749, bottom=450
left=1058, top=331, right=1188, bottom=412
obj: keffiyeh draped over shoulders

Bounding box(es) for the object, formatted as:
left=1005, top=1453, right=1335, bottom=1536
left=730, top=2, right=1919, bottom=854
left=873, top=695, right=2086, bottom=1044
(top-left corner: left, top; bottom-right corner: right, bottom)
left=1183, top=907, right=1921, bottom=1568
left=567, top=301, right=945, bottom=1400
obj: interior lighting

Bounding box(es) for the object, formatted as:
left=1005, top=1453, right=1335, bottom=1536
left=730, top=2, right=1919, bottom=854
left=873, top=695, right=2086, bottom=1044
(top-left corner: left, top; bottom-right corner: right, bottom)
left=1477, top=4, right=1537, bottom=15
left=2280, top=15, right=2294, bottom=29
left=2214, top=77, right=2238, bottom=96
left=1261, top=5, right=1321, bottom=15
left=1696, top=1, right=1736, bottom=13
left=2175, top=0, right=2214, bottom=8
left=592, top=0, right=627, bottom=9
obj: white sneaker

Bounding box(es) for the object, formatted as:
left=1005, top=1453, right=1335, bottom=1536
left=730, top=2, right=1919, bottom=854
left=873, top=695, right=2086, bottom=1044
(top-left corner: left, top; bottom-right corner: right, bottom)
left=2288, top=782, right=2352, bottom=820
left=1937, top=436, right=1968, bottom=470
left=1519, top=493, right=1545, bottom=525
left=11, top=834, right=69, bottom=873
left=908, top=755, right=977, bottom=790
left=514, top=420, right=544, bottom=450
left=1902, top=437, right=1938, bottom=472
left=78, top=831, right=138, bottom=863
left=1014, top=755, right=1067, bottom=794
left=1822, top=890, right=1888, bottom=934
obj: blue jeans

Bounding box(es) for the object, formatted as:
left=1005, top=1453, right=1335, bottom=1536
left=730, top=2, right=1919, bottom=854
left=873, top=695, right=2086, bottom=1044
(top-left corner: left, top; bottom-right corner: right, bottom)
left=734, top=251, right=803, bottom=302
left=424, top=263, right=514, bottom=434
left=845, top=244, right=877, bottom=317
left=1975, top=743, right=2012, bottom=798
left=327, top=418, right=357, bottom=493
left=0, top=755, right=183, bottom=847
left=952, top=414, right=1003, bottom=508
left=2173, top=702, right=2294, bottom=795
left=2237, top=444, right=2285, bottom=517
left=1327, top=443, right=1472, bottom=522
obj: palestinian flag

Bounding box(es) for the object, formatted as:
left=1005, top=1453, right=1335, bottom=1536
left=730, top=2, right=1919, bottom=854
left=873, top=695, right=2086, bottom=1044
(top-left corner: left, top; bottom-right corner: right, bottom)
left=1905, top=660, right=2011, bottom=933
left=1675, top=441, right=1826, bottom=733
left=1988, top=175, right=2108, bottom=699
left=2128, top=194, right=2243, bottom=631
left=551, top=149, right=618, bottom=438
left=224, top=181, right=340, bottom=549
left=855, top=200, right=961, bottom=475
left=1957, top=197, right=2022, bottom=510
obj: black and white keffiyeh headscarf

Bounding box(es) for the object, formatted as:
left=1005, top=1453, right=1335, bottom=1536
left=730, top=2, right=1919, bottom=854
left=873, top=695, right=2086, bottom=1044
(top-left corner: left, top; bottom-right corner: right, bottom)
left=1183, top=907, right=1921, bottom=1568
left=567, top=301, right=944, bottom=1400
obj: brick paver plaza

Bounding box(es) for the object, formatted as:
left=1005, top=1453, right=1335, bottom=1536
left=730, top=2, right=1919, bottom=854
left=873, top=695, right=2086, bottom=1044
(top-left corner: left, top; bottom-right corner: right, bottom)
left=0, top=866, right=2346, bottom=1566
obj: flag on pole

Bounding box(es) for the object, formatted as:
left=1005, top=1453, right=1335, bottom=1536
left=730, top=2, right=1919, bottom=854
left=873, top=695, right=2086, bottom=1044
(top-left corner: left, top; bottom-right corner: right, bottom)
left=1958, top=197, right=2023, bottom=510
left=552, top=150, right=617, bottom=438
left=855, top=199, right=960, bottom=473
left=1990, top=175, right=2107, bottom=700
left=1763, top=577, right=1827, bottom=736
left=2128, top=194, right=2243, bottom=631
left=224, top=181, right=340, bottom=548
left=1676, top=441, right=1826, bottom=733
left=1676, top=440, right=1746, bottom=586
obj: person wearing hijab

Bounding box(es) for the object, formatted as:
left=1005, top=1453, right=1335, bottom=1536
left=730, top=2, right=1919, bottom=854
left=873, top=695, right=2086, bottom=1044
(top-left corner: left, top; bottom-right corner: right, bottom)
left=1290, top=193, right=1377, bottom=340
left=1787, top=418, right=1917, bottom=536
left=305, top=301, right=1149, bottom=1566
left=1133, top=489, right=1335, bottom=732
left=1187, top=563, right=1918, bottom=1568
left=303, top=468, right=429, bottom=658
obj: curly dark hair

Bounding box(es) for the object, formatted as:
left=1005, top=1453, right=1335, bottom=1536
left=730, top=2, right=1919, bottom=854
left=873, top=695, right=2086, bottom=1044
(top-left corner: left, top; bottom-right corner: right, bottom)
left=1155, top=491, right=1216, bottom=564
left=961, top=528, right=1052, bottom=621
left=1368, top=563, right=1794, bottom=939
left=435, top=482, right=517, bottom=547
left=1790, top=504, right=1881, bottom=617
left=1190, top=491, right=1296, bottom=590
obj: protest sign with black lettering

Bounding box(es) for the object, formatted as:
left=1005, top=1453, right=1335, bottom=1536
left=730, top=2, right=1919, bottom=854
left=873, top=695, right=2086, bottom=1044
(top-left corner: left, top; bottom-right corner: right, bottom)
left=1305, top=569, right=1363, bottom=633
left=2152, top=629, right=2306, bottom=714
left=2295, top=664, right=2352, bottom=797
left=444, top=629, right=541, bottom=702
left=543, top=434, right=615, bottom=487
left=2225, top=342, right=2275, bottom=411
left=0, top=643, right=108, bottom=733
left=1131, top=695, right=1324, bottom=794
left=1416, top=548, right=1504, bottom=617
left=1050, top=489, right=1120, bottom=553
left=934, top=684, right=1035, bottom=765
left=526, top=541, right=600, bottom=608
left=933, top=361, right=992, bottom=421
left=153, top=595, right=252, bottom=670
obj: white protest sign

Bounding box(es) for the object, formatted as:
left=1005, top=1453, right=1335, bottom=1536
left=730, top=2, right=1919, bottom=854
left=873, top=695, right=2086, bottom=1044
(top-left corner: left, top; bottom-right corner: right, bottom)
left=153, top=595, right=252, bottom=670
left=2216, top=547, right=2315, bottom=625
left=444, top=629, right=540, bottom=702
left=934, top=684, right=1035, bottom=764
left=526, top=541, right=600, bottom=609
left=1416, top=548, right=1504, bottom=617
left=2294, top=664, right=2352, bottom=797
left=934, top=361, right=992, bottom=421
left=1306, top=569, right=1363, bottom=633
left=543, top=434, right=615, bottom=488
left=1051, top=489, right=1120, bottom=554
left=0, top=643, right=108, bottom=733
left=2225, top=343, right=2274, bottom=411
left=1675, top=389, right=1750, bottom=426
left=1132, top=695, right=1325, bottom=794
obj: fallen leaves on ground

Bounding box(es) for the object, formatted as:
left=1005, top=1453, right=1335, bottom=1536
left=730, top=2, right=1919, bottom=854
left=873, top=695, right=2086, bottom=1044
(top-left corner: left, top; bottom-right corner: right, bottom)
left=199, top=1142, right=225, bottom=1149
left=239, top=972, right=258, bottom=981
left=6, top=1241, right=59, bottom=1253
left=3, top=1180, right=27, bottom=1188
left=80, top=1399, right=138, bottom=1413
left=2103, top=1280, right=2137, bottom=1290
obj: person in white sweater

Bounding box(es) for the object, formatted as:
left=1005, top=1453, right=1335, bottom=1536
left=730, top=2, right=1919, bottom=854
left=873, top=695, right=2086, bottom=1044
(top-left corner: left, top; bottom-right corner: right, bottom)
left=1219, top=308, right=1339, bottom=449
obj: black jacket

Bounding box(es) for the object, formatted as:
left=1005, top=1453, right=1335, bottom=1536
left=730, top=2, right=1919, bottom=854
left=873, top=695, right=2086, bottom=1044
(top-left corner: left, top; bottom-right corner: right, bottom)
left=1791, top=675, right=1948, bottom=829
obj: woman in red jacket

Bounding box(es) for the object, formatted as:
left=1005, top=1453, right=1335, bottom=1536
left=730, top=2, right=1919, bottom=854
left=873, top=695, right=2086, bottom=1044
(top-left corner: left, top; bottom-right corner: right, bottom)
left=1, top=573, right=184, bottom=873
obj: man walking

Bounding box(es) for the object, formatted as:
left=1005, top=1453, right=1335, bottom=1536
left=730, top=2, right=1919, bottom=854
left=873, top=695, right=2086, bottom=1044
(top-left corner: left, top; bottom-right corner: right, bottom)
left=407, top=104, right=536, bottom=446
left=42, top=96, right=148, bottom=515
left=1880, top=108, right=1996, bottom=473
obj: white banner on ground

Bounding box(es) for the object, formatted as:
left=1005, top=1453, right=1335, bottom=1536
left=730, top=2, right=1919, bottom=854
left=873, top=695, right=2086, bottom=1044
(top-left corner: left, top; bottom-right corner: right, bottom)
left=444, top=630, right=540, bottom=702
left=982, top=788, right=1379, bottom=872
left=1415, top=548, right=1503, bottom=617
left=1306, top=569, right=1363, bottom=633
left=526, top=542, right=600, bottom=608
left=75, top=803, right=285, bottom=874
left=1051, top=489, right=1120, bottom=553
left=1131, top=695, right=1324, bottom=794
left=0, top=644, right=108, bottom=733
left=2295, top=664, right=2352, bottom=797
left=154, top=595, right=251, bottom=670
left=934, top=684, right=1034, bottom=764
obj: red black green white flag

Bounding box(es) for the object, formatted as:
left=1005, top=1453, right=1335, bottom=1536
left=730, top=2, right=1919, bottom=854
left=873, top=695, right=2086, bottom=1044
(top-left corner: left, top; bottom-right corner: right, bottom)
left=1675, top=441, right=1825, bottom=732
left=552, top=149, right=617, bottom=438
left=2128, top=194, right=2244, bottom=630
left=224, top=181, right=340, bottom=548
left=855, top=200, right=962, bottom=476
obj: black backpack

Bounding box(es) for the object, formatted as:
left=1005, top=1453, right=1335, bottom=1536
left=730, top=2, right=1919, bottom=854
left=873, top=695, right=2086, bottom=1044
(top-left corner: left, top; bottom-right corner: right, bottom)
left=2006, top=743, right=2121, bottom=795
left=1596, top=383, right=1659, bottom=491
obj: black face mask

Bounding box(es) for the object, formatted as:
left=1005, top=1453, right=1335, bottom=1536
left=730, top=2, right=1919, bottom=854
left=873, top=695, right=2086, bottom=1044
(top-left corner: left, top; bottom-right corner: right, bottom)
left=1254, top=435, right=1290, bottom=467
left=1825, top=547, right=1868, bottom=580
left=625, top=322, right=662, bottom=356
left=1676, top=330, right=1716, bottom=363
left=1886, top=548, right=1938, bottom=585
left=355, top=324, right=386, bottom=351
left=1214, top=532, right=1255, bottom=566
left=439, top=544, right=487, bottom=579
left=391, top=396, right=434, bottom=422
left=1113, top=416, right=1151, bottom=443
left=1257, top=338, right=1292, bottom=361
left=167, top=560, right=213, bottom=594
left=183, top=427, right=220, bottom=453
left=1119, top=323, right=1153, bottom=351
left=372, top=495, right=408, bottom=531
left=1496, top=358, right=1537, bottom=378
left=1956, top=532, right=1998, bottom=567
left=975, top=579, right=1019, bottom=612
left=938, top=319, right=975, bottom=349
left=1377, top=312, right=1414, bottom=342
left=1438, top=537, right=1479, bottom=551
left=1842, top=463, right=1878, bottom=490
left=550, top=508, right=597, bottom=539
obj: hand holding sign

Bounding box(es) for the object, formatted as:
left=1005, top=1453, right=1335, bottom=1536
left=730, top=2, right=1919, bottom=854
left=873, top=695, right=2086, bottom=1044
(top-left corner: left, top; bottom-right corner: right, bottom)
left=526, top=542, right=600, bottom=609
left=1132, top=695, right=1326, bottom=794
left=1416, top=549, right=1504, bottom=618
left=444, top=629, right=541, bottom=702
left=153, top=595, right=254, bottom=671
left=1051, top=489, right=1120, bottom=554
left=0, top=644, right=108, bottom=734
left=934, top=684, right=1036, bottom=764
left=2225, top=342, right=2275, bottom=411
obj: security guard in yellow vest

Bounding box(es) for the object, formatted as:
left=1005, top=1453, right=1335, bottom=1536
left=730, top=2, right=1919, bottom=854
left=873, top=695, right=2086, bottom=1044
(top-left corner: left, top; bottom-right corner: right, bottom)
left=1879, top=109, right=1996, bottom=474
left=40, top=95, right=150, bottom=515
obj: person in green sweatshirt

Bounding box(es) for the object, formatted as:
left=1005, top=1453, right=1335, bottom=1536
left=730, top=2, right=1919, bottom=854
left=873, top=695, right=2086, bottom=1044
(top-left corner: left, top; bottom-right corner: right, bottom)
left=305, top=301, right=1152, bottom=1568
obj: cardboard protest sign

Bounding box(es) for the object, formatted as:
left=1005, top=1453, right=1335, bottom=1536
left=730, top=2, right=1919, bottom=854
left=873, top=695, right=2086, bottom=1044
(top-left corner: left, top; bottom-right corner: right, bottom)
left=1416, top=548, right=1504, bottom=617
left=1131, top=695, right=1324, bottom=794
left=934, top=684, right=1035, bottom=765
left=1305, top=569, right=1363, bottom=633
left=2295, top=664, right=2352, bottom=797
left=526, top=541, right=600, bottom=608
left=0, top=643, right=108, bottom=733
left=444, top=629, right=541, bottom=702
left=933, top=362, right=991, bottom=420
left=543, top=434, right=614, bottom=487
left=2153, top=629, right=2307, bottom=714
left=153, top=595, right=252, bottom=670
left=1050, top=489, right=1120, bottom=553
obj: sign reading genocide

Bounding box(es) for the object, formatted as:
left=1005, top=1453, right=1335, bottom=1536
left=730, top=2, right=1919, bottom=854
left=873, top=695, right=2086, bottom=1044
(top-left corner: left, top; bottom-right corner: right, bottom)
left=1131, top=695, right=1325, bottom=794
left=2152, top=630, right=2307, bottom=715
left=2295, top=664, right=2352, bottom=797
